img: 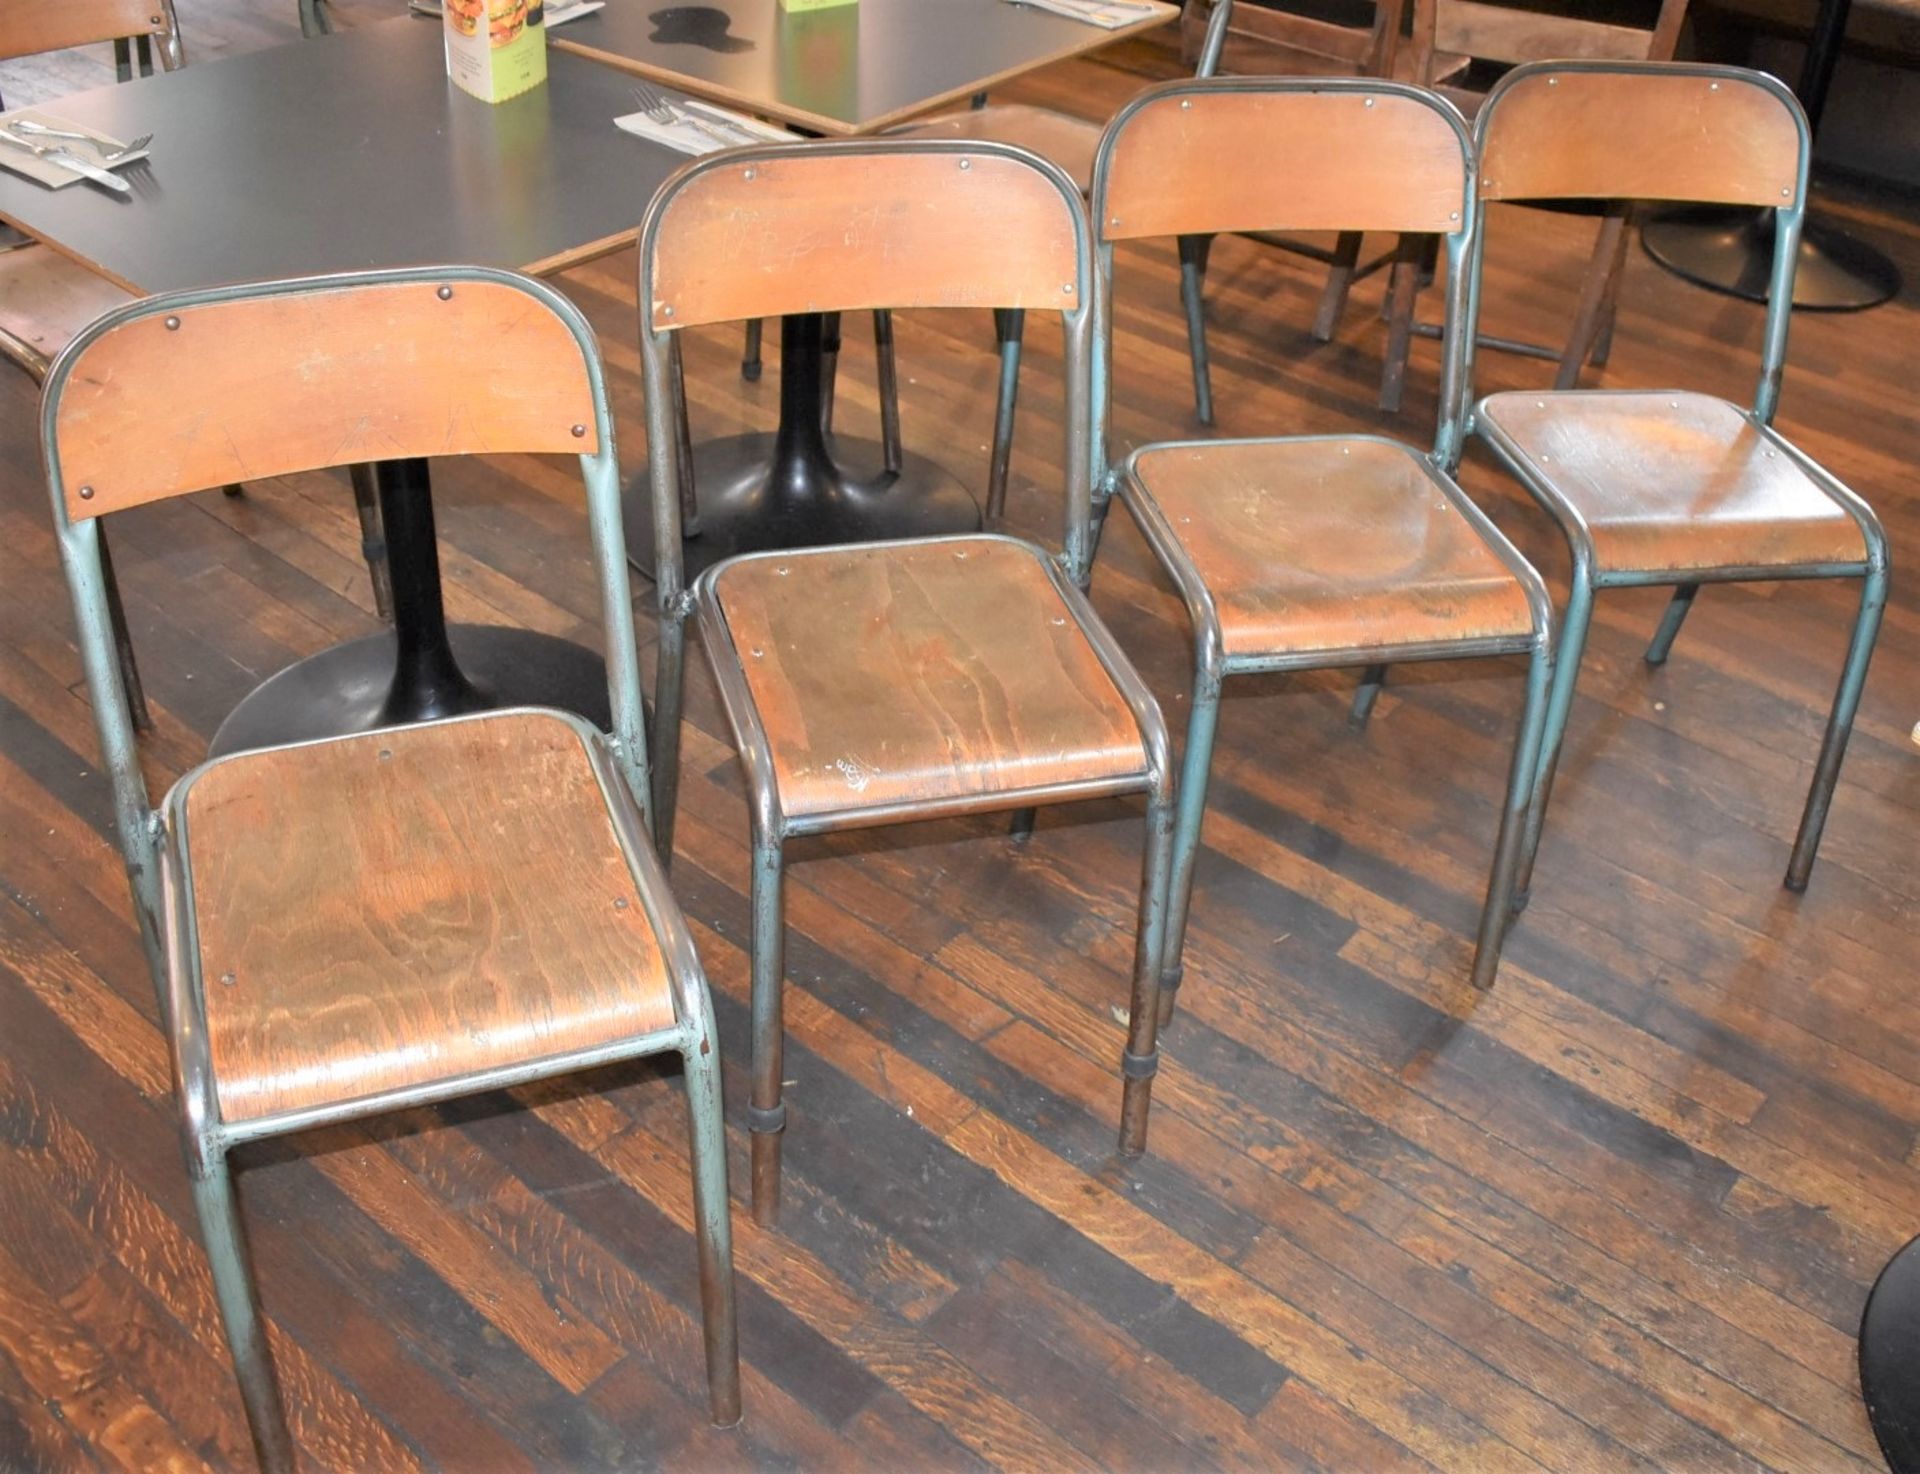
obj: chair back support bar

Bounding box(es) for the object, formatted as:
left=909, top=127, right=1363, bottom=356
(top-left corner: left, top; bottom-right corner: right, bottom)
left=1098, top=83, right=1470, bottom=242
left=43, top=267, right=645, bottom=976
left=1477, top=65, right=1804, bottom=208
left=1470, top=61, right=1809, bottom=422
left=0, top=0, right=178, bottom=63
left=639, top=139, right=1099, bottom=582
left=644, top=144, right=1085, bottom=331
left=1092, top=78, right=1476, bottom=463
left=51, top=275, right=602, bottom=520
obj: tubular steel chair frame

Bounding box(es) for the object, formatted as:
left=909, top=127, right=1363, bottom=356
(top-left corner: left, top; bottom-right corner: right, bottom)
left=45, top=266, right=740, bottom=1472
left=1465, top=60, right=1889, bottom=898
left=638, top=139, right=1177, bottom=1221
left=1089, top=76, right=1555, bottom=1002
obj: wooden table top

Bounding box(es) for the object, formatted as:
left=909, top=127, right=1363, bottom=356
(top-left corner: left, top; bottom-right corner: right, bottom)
left=0, top=17, right=693, bottom=295
left=553, top=0, right=1176, bottom=136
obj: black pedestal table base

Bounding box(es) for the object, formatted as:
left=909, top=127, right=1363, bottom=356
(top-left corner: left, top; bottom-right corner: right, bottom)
left=1642, top=205, right=1900, bottom=311
left=209, top=625, right=612, bottom=757
left=626, top=314, right=980, bottom=581
left=624, top=432, right=980, bottom=581
left=209, top=457, right=609, bottom=758
left=1862, top=1232, right=1920, bottom=1473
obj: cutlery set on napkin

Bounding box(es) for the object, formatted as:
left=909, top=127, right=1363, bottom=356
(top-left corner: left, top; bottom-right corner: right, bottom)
left=1004, top=0, right=1171, bottom=30
left=0, top=111, right=149, bottom=194
left=614, top=89, right=796, bottom=156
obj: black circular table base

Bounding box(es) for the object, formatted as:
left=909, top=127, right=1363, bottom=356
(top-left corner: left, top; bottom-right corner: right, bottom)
left=209, top=625, right=611, bottom=759
left=1642, top=205, right=1901, bottom=312
left=1862, top=1233, right=1920, bottom=1473
left=624, top=431, right=982, bottom=581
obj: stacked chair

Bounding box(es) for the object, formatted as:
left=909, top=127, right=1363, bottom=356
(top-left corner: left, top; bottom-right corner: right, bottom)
left=636, top=139, right=1181, bottom=1220
left=43, top=268, right=740, bottom=1472
left=1464, top=61, right=1888, bottom=896
left=1086, top=76, right=1553, bottom=1003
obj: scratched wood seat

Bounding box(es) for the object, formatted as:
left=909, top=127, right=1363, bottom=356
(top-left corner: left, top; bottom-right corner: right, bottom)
left=0, top=0, right=190, bottom=733
left=1467, top=61, right=1888, bottom=900
left=1089, top=77, right=1552, bottom=1003
left=634, top=139, right=1177, bottom=1225
left=42, top=267, right=740, bottom=1472
left=871, top=0, right=1234, bottom=518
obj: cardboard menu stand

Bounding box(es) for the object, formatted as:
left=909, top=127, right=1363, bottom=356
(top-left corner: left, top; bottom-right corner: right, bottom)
left=444, top=0, right=548, bottom=102
left=780, top=0, right=856, bottom=13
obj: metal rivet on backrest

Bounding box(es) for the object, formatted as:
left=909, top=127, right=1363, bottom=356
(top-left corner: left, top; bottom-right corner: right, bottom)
left=164, top=315, right=180, bottom=331
left=437, top=285, right=453, bottom=300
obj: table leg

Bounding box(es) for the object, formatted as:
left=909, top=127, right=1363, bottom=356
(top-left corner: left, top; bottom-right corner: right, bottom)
left=624, top=313, right=980, bottom=580
left=209, top=458, right=611, bottom=757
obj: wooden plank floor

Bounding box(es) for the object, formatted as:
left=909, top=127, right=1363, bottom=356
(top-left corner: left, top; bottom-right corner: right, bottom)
left=3, top=6, right=1918, bottom=1470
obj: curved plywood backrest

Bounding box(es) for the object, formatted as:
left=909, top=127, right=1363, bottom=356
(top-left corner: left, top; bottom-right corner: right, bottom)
left=52, top=274, right=601, bottom=521
left=1099, top=82, right=1471, bottom=242
left=0, top=0, right=167, bottom=61
left=1478, top=64, right=1804, bottom=208
left=646, top=143, right=1085, bottom=331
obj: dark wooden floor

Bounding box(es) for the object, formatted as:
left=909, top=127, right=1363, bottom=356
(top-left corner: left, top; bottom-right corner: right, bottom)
left=2, top=6, right=1918, bottom=1470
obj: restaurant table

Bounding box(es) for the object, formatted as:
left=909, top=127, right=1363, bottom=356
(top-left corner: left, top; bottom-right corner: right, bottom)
left=554, top=0, right=1173, bottom=575
left=0, top=18, right=693, bottom=754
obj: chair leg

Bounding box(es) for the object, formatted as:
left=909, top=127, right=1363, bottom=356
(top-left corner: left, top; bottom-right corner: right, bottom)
left=873, top=310, right=902, bottom=476
left=747, top=835, right=787, bottom=1226
left=189, top=1148, right=296, bottom=1474
left=1312, top=231, right=1363, bottom=343
left=669, top=336, right=700, bottom=537
left=1513, top=571, right=1596, bottom=910
left=1785, top=566, right=1888, bottom=892
left=1643, top=582, right=1699, bottom=666
left=297, top=0, right=331, bottom=37
left=1119, top=784, right=1176, bottom=1158
left=820, top=311, right=842, bottom=438
left=95, top=522, right=152, bottom=734
left=651, top=608, right=688, bottom=864
left=740, top=319, right=763, bottom=382
left=1555, top=212, right=1630, bottom=392
left=1470, top=643, right=1553, bottom=988
left=347, top=463, right=393, bottom=621
left=681, top=998, right=743, bottom=1427
left=986, top=308, right=1025, bottom=525
left=1379, top=235, right=1422, bottom=414
left=1158, top=660, right=1224, bottom=1030
left=1176, top=234, right=1215, bottom=426
left=1350, top=664, right=1387, bottom=727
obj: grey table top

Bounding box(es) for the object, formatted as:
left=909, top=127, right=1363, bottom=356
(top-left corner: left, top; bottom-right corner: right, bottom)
left=554, top=0, right=1175, bottom=135
left=0, top=16, right=692, bottom=294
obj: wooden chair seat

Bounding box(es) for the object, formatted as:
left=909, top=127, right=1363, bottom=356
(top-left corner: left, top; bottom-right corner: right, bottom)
left=1476, top=390, right=1869, bottom=574
left=179, top=710, right=680, bottom=1125
left=885, top=104, right=1100, bottom=193
left=1127, top=436, right=1536, bottom=659
left=0, top=244, right=134, bottom=375
left=711, top=537, right=1151, bottom=820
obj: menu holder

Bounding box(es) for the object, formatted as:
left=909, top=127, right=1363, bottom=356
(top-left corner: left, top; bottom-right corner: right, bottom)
left=443, top=0, right=547, bottom=102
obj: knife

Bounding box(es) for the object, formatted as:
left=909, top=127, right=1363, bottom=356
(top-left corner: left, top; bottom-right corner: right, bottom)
left=0, top=129, right=132, bottom=194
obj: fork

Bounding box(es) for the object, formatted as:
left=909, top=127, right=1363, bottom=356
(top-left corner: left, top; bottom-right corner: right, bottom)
left=630, top=83, right=743, bottom=148
left=13, top=120, right=152, bottom=161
